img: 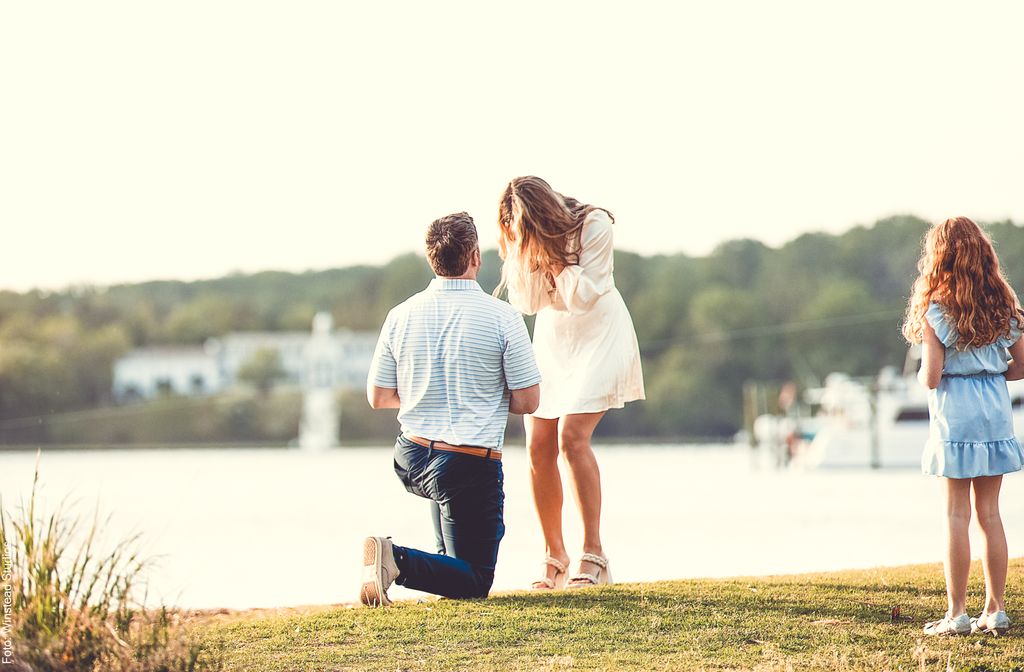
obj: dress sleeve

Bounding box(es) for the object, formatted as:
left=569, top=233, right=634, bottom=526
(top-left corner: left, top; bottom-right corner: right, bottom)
left=367, top=312, right=398, bottom=389
left=925, top=302, right=957, bottom=348
left=552, top=210, right=615, bottom=315
left=998, top=317, right=1023, bottom=348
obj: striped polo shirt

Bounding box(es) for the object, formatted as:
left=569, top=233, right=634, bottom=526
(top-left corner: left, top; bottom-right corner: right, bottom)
left=368, top=277, right=541, bottom=449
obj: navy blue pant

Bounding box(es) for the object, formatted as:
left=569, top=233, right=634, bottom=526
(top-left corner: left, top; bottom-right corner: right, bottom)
left=391, top=436, right=505, bottom=599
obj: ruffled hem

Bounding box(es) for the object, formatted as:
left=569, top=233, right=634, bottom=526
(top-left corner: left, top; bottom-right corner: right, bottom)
left=530, top=389, right=646, bottom=420
left=922, top=437, right=1024, bottom=478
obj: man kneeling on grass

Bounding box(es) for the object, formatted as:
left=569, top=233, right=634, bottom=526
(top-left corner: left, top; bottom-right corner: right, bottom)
left=362, top=211, right=541, bottom=606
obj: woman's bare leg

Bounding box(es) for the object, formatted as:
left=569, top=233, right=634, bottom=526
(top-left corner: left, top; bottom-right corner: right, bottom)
left=526, top=415, right=569, bottom=585
left=944, top=477, right=973, bottom=617
left=972, top=475, right=1007, bottom=614
left=558, top=411, right=607, bottom=580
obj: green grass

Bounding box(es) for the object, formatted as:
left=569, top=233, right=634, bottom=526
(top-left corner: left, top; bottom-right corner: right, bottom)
left=198, top=560, right=1024, bottom=671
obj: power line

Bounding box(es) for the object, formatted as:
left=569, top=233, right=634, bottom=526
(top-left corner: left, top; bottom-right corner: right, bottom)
left=639, top=308, right=904, bottom=354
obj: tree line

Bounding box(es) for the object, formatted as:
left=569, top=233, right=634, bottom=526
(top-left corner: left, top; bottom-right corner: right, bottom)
left=3, top=214, right=1024, bottom=441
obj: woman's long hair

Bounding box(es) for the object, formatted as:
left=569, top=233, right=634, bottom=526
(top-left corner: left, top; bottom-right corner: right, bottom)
left=902, top=216, right=1023, bottom=348
left=495, top=176, right=612, bottom=295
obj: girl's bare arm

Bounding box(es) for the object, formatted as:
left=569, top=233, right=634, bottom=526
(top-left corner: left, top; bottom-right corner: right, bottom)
left=918, top=321, right=945, bottom=389
left=1005, top=336, right=1024, bottom=381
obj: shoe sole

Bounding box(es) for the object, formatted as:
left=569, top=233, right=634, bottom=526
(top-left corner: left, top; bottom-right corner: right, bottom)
left=530, top=570, right=569, bottom=591
left=565, top=568, right=613, bottom=589
left=924, top=619, right=971, bottom=636
left=979, top=626, right=1010, bottom=637
left=360, top=537, right=390, bottom=607
left=971, top=615, right=1011, bottom=636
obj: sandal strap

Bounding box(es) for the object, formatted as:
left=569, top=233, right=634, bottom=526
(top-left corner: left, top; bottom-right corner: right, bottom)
left=578, top=553, right=608, bottom=568
left=544, top=556, right=568, bottom=573
left=568, top=572, right=600, bottom=585
left=924, top=614, right=970, bottom=635
left=531, top=577, right=556, bottom=589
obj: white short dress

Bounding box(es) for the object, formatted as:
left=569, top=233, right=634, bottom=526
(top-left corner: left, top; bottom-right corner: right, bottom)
left=505, top=209, right=645, bottom=419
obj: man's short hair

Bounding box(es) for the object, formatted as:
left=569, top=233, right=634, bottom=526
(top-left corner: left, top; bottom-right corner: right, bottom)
left=426, top=212, right=479, bottom=277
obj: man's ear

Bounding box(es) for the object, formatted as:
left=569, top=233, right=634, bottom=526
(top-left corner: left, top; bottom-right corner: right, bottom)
left=474, top=247, right=482, bottom=266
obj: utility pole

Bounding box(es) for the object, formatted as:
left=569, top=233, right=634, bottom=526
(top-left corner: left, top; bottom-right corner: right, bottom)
left=869, top=382, right=881, bottom=469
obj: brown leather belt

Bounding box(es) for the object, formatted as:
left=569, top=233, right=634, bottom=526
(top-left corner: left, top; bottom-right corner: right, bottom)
left=403, top=433, right=502, bottom=461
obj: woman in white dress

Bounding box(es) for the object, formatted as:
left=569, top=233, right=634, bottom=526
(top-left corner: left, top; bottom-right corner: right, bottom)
left=496, top=176, right=645, bottom=589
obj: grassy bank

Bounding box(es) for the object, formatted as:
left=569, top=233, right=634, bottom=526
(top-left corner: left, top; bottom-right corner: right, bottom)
left=199, top=560, right=1024, bottom=671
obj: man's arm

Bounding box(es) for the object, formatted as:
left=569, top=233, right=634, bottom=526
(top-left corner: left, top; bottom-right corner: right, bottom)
left=367, top=312, right=400, bottom=408
left=501, top=311, right=543, bottom=415
left=367, top=385, right=401, bottom=409
left=509, top=384, right=540, bottom=415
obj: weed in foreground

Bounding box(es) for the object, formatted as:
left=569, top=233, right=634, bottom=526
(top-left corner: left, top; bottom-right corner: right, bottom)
left=0, top=455, right=221, bottom=671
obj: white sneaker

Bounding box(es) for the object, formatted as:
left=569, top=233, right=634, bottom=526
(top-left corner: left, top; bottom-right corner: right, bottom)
left=971, top=610, right=1011, bottom=636
left=360, top=536, right=400, bottom=607
left=923, top=613, right=971, bottom=636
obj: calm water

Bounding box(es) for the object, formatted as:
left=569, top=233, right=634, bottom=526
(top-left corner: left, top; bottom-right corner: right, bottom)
left=2, top=444, right=1023, bottom=609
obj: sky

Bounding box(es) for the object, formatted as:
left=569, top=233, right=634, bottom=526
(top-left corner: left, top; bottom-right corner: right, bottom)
left=2, top=1, right=1023, bottom=291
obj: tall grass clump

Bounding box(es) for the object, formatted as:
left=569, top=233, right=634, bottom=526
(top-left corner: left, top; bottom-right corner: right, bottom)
left=0, top=457, right=221, bottom=671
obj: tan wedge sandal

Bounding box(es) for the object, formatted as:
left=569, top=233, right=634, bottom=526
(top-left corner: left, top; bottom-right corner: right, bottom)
left=566, top=553, right=612, bottom=588
left=531, top=556, right=569, bottom=590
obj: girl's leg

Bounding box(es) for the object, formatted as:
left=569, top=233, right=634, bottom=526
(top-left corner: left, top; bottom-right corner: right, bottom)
left=558, top=412, right=607, bottom=578
left=944, top=477, right=973, bottom=617
left=972, top=475, right=1007, bottom=614
left=526, top=415, right=569, bottom=584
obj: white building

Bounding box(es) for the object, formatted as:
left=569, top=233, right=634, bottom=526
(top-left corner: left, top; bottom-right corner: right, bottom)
left=112, top=319, right=377, bottom=402
left=112, top=344, right=224, bottom=400
left=217, top=332, right=311, bottom=386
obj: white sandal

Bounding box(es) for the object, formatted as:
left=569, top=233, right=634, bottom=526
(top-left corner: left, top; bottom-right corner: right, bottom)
left=530, top=556, right=569, bottom=590
left=971, top=611, right=1011, bottom=636
left=922, top=613, right=971, bottom=636
left=566, top=553, right=612, bottom=588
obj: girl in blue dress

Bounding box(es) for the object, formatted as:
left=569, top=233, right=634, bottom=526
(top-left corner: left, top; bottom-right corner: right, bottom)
left=903, top=216, right=1024, bottom=636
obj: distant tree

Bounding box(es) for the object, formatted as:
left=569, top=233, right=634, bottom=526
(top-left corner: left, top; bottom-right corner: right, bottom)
left=163, top=295, right=239, bottom=343
left=626, top=255, right=699, bottom=346
left=0, top=339, right=74, bottom=419
left=640, top=345, right=742, bottom=437
left=788, top=279, right=887, bottom=381
left=4, top=214, right=1024, bottom=439
left=688, top=286, right=761, bottom=337
left=69, top=324, right=132, bottom=406
left=706, top=239, right=770, bottom=288
left=988, top=220, right=1024, bottom=289
left=377, top=254, right=434, bottom=309
left=237, top=348, right=287, bottom=396
left=837, top=215, right=927, bottom=299
left=0, top=314, right=130, bottom=421
left=479, top=250, right=503, bottom=293
left=275, top=302, right=317, bottom=331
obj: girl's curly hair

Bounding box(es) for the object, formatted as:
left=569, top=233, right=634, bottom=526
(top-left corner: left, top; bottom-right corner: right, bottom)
left=902, top=216, right=1023, bottom=349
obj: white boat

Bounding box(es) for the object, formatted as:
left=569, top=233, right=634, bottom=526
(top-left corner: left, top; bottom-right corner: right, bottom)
left=795, top=366, right=1024, bottom=469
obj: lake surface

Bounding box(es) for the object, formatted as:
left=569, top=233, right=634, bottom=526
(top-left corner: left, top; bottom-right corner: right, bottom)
left=2, top=443, right=1023, bottom=609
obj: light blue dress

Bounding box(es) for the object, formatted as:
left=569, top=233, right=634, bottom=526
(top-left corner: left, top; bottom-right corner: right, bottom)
left=923, top=301, right=1024, bottom=478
